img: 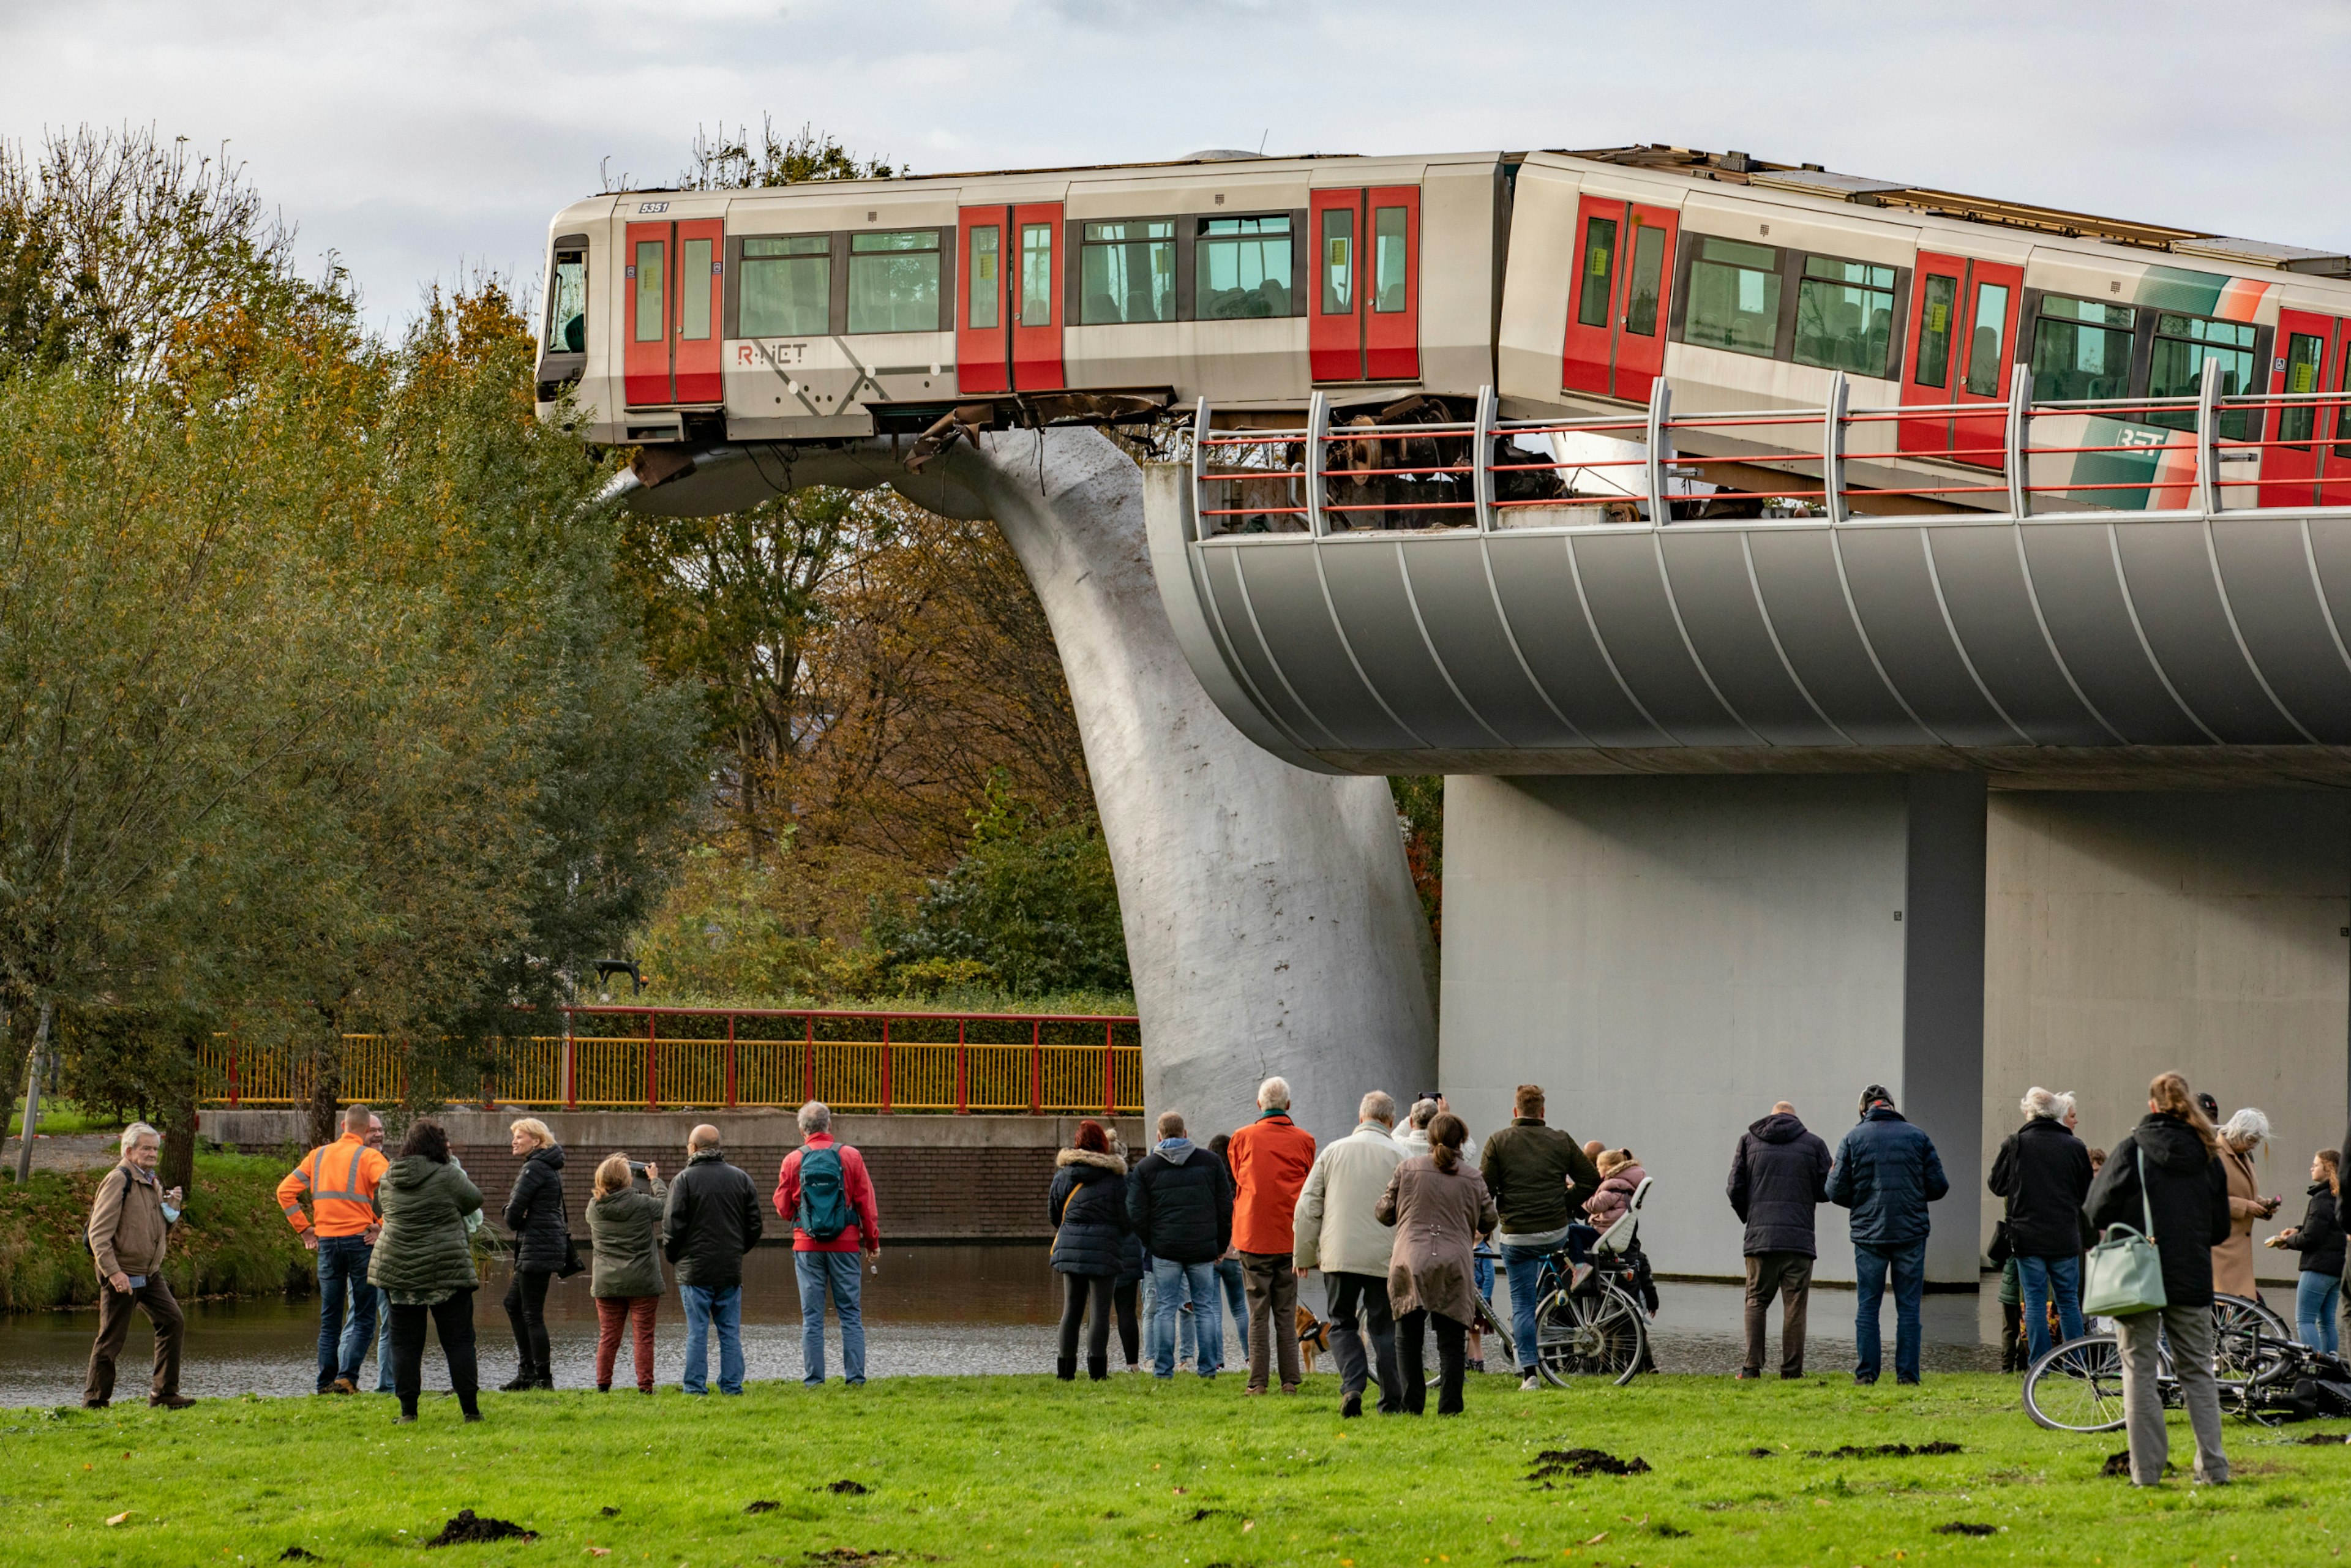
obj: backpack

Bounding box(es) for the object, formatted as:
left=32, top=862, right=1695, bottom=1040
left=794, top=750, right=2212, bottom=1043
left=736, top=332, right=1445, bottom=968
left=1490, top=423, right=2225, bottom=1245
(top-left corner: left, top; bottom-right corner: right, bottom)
left=797, top=1143, right=852, bottom=1242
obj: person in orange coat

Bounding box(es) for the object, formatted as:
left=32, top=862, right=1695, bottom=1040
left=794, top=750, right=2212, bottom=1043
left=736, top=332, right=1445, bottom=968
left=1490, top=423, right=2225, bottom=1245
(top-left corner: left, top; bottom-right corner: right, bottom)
left=1228, top=1075, right=1318, bottom=1394
left=277, top=1103, right=390, bottom=1395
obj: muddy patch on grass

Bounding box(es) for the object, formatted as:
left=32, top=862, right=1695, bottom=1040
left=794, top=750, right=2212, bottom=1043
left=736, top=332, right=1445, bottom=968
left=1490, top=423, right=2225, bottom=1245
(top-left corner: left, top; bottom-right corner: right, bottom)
left=1526, top=1447, right=1652, bottom=1480
left=1807, top=1442, right=1960, bottom=1459
left=825, top=1479, right=871, bottom=1496
left=748, top=1500, right=783, bottom=1514
left=599, top=1506, right=621, bottom=1517
left=1745, top=1447, right=1775, bottom=1458
left=2295, top=1433, right=2351, bottom=1446
left=1935, top=1522, right=1997, bottom=1536
left=277, top=1551, right=322, bottom=1563
left=426, top=1510, right=537, bottom=1547
left=800, top=1551, right=938, bottom=1565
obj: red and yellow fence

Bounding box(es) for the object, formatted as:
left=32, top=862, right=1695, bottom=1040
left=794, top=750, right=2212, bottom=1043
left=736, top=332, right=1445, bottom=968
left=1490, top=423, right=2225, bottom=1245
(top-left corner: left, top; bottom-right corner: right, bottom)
left=197, top=1005, right=1143, bottom=1116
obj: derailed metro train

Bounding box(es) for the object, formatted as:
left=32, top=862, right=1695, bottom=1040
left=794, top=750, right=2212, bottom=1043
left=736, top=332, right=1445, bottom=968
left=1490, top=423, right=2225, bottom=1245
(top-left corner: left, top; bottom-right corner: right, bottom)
left=534, top=143, right=2351, bottom=512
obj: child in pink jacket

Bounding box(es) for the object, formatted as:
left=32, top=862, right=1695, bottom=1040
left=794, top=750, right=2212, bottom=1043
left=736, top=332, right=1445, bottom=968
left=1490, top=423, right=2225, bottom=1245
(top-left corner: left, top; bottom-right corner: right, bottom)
left=1584, top=1149, right=1646, bottom=1229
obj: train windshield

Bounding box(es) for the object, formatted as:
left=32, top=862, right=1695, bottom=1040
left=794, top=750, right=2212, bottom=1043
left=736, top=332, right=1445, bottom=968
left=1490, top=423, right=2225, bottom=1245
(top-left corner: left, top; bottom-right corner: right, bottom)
left=545, top=247, right=586, bottom=354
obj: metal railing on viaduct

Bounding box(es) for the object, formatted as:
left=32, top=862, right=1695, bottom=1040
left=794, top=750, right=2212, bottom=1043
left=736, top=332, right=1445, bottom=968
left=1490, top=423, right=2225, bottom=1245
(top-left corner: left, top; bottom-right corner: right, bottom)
left=198, top=1005, right=1144, bottom=1116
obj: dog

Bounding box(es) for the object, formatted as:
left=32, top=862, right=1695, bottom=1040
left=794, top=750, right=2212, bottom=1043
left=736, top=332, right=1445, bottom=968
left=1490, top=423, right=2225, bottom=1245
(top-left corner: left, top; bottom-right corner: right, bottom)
left=1295, top=1305, right=1332, bottom=1374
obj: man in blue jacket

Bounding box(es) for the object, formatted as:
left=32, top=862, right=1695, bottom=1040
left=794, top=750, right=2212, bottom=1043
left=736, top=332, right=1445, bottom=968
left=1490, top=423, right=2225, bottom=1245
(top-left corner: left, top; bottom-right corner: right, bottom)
left=1827, top=1084, right=1949, bottom=1386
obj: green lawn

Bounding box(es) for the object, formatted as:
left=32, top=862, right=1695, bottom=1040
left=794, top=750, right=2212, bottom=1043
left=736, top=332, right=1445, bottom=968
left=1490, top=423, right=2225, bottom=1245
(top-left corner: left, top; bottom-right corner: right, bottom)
left=2, top=1371, right=2343, bottom=1565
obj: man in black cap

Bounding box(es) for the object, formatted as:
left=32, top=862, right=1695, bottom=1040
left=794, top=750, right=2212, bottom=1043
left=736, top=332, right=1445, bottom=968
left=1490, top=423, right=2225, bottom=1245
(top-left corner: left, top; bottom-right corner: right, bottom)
left=1826, top=1084, right=1948, bottom=1385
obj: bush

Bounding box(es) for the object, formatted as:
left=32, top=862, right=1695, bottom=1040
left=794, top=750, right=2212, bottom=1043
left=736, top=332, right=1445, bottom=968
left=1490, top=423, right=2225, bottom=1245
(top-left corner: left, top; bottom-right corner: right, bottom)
left=0, top=1150, right=311, bottom=1311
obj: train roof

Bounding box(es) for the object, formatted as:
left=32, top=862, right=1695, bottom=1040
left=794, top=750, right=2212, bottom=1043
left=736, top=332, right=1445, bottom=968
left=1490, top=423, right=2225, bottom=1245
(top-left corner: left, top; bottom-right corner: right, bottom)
left=555, top=141, right=2350, bottom=279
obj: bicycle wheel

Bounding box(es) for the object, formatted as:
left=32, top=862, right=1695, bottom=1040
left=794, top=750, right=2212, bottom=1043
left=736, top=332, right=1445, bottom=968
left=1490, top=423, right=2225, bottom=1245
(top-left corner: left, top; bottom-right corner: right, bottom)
left=2023, top=1334, right=2128, bottom=1433
left=1532, top=1285, right=1647, bottom=1387
left=2211, top=1293, right=2290, bottom=1384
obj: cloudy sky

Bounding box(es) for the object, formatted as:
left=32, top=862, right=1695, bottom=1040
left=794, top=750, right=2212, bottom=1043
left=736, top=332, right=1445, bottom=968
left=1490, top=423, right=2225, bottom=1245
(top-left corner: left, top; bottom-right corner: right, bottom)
left=7, top=0, right=2345, bottom=325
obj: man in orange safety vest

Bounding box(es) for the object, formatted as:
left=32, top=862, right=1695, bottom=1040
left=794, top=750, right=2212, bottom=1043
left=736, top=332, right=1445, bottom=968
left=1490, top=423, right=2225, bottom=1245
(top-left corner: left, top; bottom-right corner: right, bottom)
left=277, top=1103, right=389, bottom=1394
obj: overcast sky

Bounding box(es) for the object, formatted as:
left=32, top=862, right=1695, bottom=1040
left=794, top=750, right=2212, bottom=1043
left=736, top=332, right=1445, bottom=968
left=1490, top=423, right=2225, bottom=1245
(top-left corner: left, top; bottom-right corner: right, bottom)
left=7, top=0, right=2345, bottom=326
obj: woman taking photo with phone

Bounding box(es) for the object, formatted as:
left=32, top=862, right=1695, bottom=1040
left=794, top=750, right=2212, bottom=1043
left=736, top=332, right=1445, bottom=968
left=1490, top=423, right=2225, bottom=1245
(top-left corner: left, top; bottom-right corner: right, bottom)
left=587, top=1155, right=667, bottom=1392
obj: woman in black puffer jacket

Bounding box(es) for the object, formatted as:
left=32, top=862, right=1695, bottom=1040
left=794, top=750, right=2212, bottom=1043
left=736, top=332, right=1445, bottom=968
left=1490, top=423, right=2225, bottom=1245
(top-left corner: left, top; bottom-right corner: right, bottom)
left=1048, top=1119, right=1130, bottom=1382
left=500, top=1119, right=571, bottom=1390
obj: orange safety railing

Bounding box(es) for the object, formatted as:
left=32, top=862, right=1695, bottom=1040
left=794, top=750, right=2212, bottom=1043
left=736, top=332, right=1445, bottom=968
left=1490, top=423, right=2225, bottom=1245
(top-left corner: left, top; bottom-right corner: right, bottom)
left=197, top=1006, right=1143, bottom=1116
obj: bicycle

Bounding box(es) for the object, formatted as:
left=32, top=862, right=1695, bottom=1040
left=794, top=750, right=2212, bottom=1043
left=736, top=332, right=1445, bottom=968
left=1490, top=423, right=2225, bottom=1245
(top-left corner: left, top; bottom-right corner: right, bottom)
left=1528, top=1176, right=1656, bottom=1387
left=2021, top=1292, right=2300, bottom=1433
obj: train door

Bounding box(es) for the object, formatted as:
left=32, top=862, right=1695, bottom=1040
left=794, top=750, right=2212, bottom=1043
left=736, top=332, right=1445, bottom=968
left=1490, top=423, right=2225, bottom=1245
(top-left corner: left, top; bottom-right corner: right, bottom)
left=2259, top=309, right=2349, bottom=508
left=1311, top=187, right=1422, bottom=383
left=959, top=203, right=1065, bottom=394
left=1899, top=252, right=2019, bottom=467
left=1560, top=195, right=1678, bottom=401
left=623, top=217, right=722, bottom=407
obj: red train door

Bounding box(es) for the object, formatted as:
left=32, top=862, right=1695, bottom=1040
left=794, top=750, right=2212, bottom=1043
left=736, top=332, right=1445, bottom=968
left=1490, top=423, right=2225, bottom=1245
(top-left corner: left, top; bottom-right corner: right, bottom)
left=1362, top=185, right=1421, bottom=381
left=2262, top=309, right=2334, bottom=508
left=1560, top=195, right=1678, bottom=400
left=1011, top=201, right=1065, bottom=391
left=623, top=216, right=722, bottom=406
left=1898, top=252, right=1964, bottom=456
left=624, top=220, right=673, bottom=407
left=672, top=217, right=724, bottom=404
left=2328, top=328, right=2351, bottom=508
left=1311, top=189, right=1365, bottom=381
left=958, top=207, right=1011, bottom=396
left=1949, top=258, right=2022, bottom=470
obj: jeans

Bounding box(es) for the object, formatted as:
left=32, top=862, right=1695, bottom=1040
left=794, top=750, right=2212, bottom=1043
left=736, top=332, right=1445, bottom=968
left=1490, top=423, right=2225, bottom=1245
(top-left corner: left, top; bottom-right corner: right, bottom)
left=315, top=1236, right=377, bottom=1390
left=2015, top=1253, right=2085, bottom=1364
left=1499, top=1243, right=1551, bottom=1375
left=2297, top=1271, right=2342, bottom=1352
left=795, top=1250, right=866, bottom=1386
left=1327, top=1270, right=1401, bottom=1409
left=387, top=1291, right=478, bottom=1419
left=2118, top=1301, right=2226, bottom=1485
left=342, top=1286, right=394, bottom=1392
left=1852, top=1239, right=1927, bottom=1383
left=1214, top=1256, right=1245, bottom=1358
left=679, top=1283, right=745, bottom=1395
left=1150, top=1256, right=1221, bottom=1378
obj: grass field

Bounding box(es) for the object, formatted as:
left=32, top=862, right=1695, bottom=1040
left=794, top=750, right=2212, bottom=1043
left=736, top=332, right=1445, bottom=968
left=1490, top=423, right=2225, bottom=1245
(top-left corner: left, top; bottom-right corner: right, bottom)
left=2, top=1370, right=2344, bottom=1566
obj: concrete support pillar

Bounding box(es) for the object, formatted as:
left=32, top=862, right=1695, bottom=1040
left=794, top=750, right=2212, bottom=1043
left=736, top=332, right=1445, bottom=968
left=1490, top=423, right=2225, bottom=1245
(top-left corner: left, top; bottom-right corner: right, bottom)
left=1439, top=772, right=1987, bottom=1286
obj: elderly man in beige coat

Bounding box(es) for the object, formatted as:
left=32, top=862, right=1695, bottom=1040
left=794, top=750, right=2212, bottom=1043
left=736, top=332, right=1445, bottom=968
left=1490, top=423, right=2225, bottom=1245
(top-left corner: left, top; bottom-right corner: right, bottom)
left=1293, top=1090, right=1406, bottom=1417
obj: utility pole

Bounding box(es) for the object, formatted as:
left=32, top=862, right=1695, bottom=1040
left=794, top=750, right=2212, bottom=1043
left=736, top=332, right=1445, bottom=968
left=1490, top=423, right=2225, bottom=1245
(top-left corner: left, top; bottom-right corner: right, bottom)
left=13, top=1001, right=54, bottom=1185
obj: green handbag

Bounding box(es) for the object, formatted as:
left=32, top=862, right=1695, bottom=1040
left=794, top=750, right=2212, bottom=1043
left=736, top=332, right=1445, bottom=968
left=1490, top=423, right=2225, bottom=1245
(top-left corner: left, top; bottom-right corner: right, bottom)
left=2081, top=1145, right=2169, bottom=1318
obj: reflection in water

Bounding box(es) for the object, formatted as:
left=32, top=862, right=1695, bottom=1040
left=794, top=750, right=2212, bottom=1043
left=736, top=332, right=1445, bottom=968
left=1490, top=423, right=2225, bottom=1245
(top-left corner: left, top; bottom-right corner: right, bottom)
left=0, top=1247, right=2005, bottom=1406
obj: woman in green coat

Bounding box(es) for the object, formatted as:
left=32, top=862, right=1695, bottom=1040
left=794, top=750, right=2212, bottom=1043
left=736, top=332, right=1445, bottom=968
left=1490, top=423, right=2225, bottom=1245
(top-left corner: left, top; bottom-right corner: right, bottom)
left=586, top=1153, right=669, bottom=1393
left=368, top=1120, right=484, bottom=1423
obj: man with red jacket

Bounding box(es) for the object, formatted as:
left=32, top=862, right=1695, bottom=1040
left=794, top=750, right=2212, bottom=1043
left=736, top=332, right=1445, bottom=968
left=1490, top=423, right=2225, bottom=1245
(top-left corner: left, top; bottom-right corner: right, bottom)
left=773, top=1100, right=881, bottom=1387
left=1228, top=1075, right=1317, bottom=1394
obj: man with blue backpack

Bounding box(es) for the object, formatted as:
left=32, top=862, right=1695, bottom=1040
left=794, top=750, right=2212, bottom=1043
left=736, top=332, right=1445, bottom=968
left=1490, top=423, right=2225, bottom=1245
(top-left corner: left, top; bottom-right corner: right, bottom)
left=773, top=1100, right=883, bottom=1387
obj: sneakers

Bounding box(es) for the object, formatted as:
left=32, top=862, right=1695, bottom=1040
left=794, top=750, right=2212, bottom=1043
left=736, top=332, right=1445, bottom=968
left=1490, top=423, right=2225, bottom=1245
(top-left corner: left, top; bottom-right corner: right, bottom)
left=1519, top=1374, right=1541, bottom=1392
left=1467, top=1357, right=1486, bottom=1374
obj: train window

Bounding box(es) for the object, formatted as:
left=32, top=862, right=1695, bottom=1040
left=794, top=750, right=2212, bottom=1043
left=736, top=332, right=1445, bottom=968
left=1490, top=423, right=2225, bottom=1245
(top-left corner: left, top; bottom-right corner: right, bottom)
left=1577, top=216, right=1616, bottom=329
left=1321, top=207, right=1354, bottom=315
left=632, top=240, right=665, bottom=343
left=1793, top=257, right=1897, bottom=377
left=1624, top=222, right=1666, bottom=337
left=1019, top=223, right=1054, bottom=326
left=546, top=249, right=586, bottom=354
left=1373, top=206, right=1408, bottom=313
left=2145, top=313, right=2257, bottom=438
left=967, top=227, right=1000, bottom=331
left=2030, top=296, right=2135, bottom=403
left=678, top=237, right=714, bottom=340
left=848, top=230, right=942, bottom=334
left=1914, top=275, right=1955, bottom=388
left=1685, top=237, right=1781, bottom=358
left=1963, top=283, right=2010, bottom=397
left=1196, top=216, right=1291, bottom=319
left=740, top=235, right=830, bottom=338
left=2281, top=332, right=2323, bottom=445
left=1079, top=220, right=1175, bottom=324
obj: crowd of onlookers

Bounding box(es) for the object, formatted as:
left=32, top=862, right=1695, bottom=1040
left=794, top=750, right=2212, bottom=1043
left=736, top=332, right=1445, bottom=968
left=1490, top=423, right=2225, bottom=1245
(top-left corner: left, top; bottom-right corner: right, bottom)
left=75, top=1067, right=2347, bottom=1490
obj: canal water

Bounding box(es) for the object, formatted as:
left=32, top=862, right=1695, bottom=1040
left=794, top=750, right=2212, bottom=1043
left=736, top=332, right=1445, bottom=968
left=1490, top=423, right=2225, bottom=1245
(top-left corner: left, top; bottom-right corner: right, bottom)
left=1, top=1248, right=2006, bottom=1405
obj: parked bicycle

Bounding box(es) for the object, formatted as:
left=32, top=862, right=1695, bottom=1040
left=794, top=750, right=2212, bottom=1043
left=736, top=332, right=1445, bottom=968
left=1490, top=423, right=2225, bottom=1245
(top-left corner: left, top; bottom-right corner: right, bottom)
left=2022, top=1292, right=2296, bottom=1432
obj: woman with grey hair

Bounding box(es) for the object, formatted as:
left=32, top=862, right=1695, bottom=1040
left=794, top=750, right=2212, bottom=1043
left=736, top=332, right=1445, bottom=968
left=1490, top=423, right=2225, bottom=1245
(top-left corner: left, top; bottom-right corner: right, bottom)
left=2212, top=1106, right=2279, bottom=1302
left=1987, top=1085, right=2093, bottom=1365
